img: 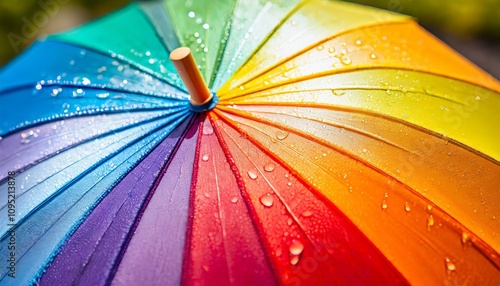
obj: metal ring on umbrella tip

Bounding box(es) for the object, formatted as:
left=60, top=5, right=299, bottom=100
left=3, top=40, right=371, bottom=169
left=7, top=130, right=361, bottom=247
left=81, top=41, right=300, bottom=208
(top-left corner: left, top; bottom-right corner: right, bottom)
left=189, top=93, right=219, bottom=112
left=169, top=47, right=216, bottom=112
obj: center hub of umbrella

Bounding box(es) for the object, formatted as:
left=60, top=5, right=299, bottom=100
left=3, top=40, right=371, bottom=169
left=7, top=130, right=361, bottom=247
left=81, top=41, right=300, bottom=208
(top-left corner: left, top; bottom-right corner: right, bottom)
left=170, top=47, right=217, bottom=112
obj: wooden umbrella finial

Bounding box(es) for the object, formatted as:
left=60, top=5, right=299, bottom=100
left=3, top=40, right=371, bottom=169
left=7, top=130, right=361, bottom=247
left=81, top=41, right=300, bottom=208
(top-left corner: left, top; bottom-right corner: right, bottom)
left=170, top=47, right=213, bottom=106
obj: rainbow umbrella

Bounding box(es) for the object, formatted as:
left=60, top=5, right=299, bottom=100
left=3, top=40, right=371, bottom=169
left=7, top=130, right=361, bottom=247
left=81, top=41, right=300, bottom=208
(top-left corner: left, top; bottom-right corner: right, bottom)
left=1, top=0, right=499, bottom=285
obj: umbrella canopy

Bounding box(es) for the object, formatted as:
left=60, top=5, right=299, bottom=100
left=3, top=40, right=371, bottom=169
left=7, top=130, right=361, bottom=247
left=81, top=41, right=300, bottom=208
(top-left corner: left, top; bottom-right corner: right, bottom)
left=1, top=0, right=499, bottom=285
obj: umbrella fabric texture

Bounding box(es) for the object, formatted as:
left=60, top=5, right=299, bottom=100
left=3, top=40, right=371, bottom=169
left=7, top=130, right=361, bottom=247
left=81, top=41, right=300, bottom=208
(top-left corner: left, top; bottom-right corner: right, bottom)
left=0, top=0, right=499, bottom=285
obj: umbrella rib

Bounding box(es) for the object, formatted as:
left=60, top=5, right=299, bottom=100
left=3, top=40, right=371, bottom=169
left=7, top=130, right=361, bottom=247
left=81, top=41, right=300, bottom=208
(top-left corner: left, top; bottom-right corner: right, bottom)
left=220, top=70, right=468, bottom=107
left=210, top=143, right=235, bottom=285
left=216, top=102, right=500, bottom=164
left=218, top=115, right=345, bottom=187
left=0, top=127, right=140, bottom=207
left=219, top=1, right=274, bottom=84
left=206, top=1, right=236, bottom=88
left=226, top=0, right=307, bottom=80
left=0, top=137, right=149, bottom=281
left=221, top=20, right=411, bottom=92
left=53, top=40, right=189, bottom=94
left=217, top=106, right=413, bottom=154
left=0, top=82, right=188, bottom=102
left=0, top=105, right=188, bottom=140
left=0, top=110, right=170, bottom=181
left=74, top=197, right=130, bottom=283
left=214, top=107, right=425, bottom=198
left=0, top=112, right=188, bottom=240
left=237, top=85, right=466, bottom=107
left=0, top=109, right=186, bottom=185
left=214, top=111, right=500, bottom=269
left=216, top=117, right=326, bottom=251
left=215, top=108, right=455, bottom=202
left=0, top=115, right=189, bottom=283
left=74, top=133, right=169, bottom=284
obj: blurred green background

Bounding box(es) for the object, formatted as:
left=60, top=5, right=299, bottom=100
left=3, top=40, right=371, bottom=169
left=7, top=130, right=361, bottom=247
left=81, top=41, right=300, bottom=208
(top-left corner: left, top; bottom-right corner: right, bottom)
left=1, top=0, right=499, bottom=78
left=0, top=0, right=131, bottom=67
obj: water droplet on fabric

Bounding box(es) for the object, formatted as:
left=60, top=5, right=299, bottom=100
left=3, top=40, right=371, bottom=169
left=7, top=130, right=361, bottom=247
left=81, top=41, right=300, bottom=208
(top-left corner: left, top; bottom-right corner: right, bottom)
left=289, top=239, right=304, bottom=255
left=290, top=255, right=300, bottom=265
left=82, top=77, right=91, bottom=85
left=381, top=200, right=388, bottom=210
left=73, top=89, right=85, bottom=97
left=96, top=93, right=110, bottom=99
left=203, top=124, right=214, bottom=135
left=231, top=197, right=238, bottom=203
left=264, top=163, right=275, bottom=172
left=248, top=171, right=258, bottom=180
left=276, top=130, right=289, bottom=140
left=427, top=215, right=435, bottom=228
left=445, top=257, right=456, bottom=272
left=339, top=55, right=352, bottom=65
left=332, top=90, right=345, bottom=96
left=461, top=232, right=469, bottom=245
left=260, top=194, right=273, bottom=207
left=301, top=210, right=313, bottom=217
left=404, top=202, right=411, bottom=212
left=202, top=154, right=209, bottom=162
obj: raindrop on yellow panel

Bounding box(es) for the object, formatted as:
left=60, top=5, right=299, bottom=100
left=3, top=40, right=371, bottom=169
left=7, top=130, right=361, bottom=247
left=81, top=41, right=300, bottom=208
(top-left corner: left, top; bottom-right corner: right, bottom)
left=276, top=130, right=289, bottom=140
